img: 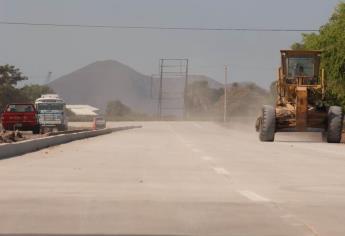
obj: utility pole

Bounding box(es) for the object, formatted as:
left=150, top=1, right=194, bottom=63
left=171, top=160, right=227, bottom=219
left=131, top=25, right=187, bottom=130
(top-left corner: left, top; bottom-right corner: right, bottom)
left=223, top=65, right=228, bottom=122
left=45, top=71, right=52, bottom=84
left=150, top=75, right=153, bottom=99
left=158, top=59, right=163, bottom=118
left=184, top=59, right=189, bottom=119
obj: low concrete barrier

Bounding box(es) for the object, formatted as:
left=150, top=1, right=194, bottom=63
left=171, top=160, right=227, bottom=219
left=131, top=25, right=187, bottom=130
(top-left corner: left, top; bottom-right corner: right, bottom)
left=0, top=126, right=142, bottom=160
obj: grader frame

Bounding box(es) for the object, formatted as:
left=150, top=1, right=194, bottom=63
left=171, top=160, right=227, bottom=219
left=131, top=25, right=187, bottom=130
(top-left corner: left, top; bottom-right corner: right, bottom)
left=257, top=50, right=343, bottom=143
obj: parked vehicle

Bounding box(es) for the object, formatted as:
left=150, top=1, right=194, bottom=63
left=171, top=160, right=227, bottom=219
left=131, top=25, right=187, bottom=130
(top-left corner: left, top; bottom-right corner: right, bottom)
left=92, top=116, right=106, bottom=130
left=35, top=94, right=68, bottom=131
left=1, top=103, right=40, bottom=134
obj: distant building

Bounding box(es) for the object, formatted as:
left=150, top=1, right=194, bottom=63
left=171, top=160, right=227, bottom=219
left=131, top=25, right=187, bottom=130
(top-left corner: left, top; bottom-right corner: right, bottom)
left=66, top=105, right=99, bottom=116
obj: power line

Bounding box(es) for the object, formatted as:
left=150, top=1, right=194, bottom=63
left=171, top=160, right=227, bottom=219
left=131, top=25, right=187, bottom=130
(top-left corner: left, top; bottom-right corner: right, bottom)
left=0, top=21, right=319, bottom=32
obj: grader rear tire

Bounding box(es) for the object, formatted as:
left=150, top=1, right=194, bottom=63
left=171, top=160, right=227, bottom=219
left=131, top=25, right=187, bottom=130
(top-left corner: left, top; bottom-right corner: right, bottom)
left=259, top=105, right=276, bottom=142
left=327, top=106, right=343, bottom=143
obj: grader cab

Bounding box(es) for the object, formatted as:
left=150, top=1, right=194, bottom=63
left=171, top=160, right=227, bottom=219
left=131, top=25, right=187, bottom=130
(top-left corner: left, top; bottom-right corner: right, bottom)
left=256, top=50, right=343, bottom=143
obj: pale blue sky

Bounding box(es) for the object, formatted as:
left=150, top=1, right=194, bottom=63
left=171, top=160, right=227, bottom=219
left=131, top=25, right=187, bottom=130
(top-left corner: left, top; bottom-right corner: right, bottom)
left=0, top=0, right=341, bottom=88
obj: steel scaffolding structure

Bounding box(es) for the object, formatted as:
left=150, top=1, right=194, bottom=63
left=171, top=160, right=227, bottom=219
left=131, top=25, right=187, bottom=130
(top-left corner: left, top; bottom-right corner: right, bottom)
left=157, top=59, right=189, bottom=119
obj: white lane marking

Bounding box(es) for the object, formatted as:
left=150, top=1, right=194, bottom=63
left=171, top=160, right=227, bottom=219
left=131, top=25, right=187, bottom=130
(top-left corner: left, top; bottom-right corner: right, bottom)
left=213, top=167, right=230, bottom=176
left=192, top=148, right=202, bottom=153
left=168, top=124, right=194, bottom=148
left=201, top=156, right=213, bottom=161
left=238, top=190, right=271, bottom=202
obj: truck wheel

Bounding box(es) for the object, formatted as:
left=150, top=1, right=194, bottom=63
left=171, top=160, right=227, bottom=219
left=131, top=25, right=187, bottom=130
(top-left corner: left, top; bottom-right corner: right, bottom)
left=259, top=105, right=276, bottom=142
left=32, top=125, right=40, bottom=134
left=57, top=125, right=67, bottom=131
left=327, top=106, right=343, bottom=143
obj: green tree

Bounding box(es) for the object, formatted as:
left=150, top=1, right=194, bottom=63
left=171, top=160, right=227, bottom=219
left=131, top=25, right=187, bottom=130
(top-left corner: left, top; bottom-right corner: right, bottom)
left=292, top=3, right=345, bottom=106
left=0, top=65, right=29, bottom=110
left=0, top=64, right=56, bottom=111
left=0, top=84, right=27, bottom=111
left=0, top=64, right=28, bottom=86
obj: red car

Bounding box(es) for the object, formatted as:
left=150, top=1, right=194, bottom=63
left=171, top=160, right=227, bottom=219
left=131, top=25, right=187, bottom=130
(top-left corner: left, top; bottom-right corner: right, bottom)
left=1, top=103, right=40, bottom=134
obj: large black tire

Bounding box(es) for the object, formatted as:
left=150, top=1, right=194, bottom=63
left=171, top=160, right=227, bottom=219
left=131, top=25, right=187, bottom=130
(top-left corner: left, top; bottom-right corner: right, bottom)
left=259, top=105, right=276, bottom=142
left=327, top=106, right=343, bottom=143
left=57, top=125, right=67, bottom=131
left=32, top=125, right=40, bottom=134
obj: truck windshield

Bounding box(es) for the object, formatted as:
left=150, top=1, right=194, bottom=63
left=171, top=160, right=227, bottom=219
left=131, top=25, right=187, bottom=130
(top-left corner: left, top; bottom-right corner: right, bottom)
left=37, top=103, right=64, bottom=111
left=6, top=104, right=34, bottom=112
left=287, top=57, right=315, bottom=77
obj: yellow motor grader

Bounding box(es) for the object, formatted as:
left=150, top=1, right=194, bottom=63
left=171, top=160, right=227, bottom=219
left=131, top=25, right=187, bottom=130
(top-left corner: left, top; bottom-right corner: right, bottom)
left=256, top=50, right=343, bottom=143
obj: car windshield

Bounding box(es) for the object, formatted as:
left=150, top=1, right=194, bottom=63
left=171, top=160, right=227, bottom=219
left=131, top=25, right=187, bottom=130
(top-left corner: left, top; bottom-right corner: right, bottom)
left=37, top=103, right=64, bottom=111
left=287, top=57, right=315, bottom=77
left=6, top=104, right=34, bottom=112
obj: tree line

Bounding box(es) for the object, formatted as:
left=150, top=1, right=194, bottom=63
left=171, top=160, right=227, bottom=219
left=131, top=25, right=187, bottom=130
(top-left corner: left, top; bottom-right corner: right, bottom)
left=291, top=2, right=345, bottom=107
left=0, top=64, right=53, bottom=111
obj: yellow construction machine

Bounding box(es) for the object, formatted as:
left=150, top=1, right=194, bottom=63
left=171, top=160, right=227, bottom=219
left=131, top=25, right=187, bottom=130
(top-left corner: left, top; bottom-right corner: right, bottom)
left=256, top=50, right=343, bottom=143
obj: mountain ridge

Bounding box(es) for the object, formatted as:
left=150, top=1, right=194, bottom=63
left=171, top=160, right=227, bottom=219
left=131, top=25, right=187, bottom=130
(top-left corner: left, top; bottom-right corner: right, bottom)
left=48, top=60, right=223, bottom=115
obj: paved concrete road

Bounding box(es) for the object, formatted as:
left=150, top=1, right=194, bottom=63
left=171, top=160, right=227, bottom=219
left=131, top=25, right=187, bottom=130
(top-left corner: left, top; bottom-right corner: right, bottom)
left=0, top=121, right=345, bottom=236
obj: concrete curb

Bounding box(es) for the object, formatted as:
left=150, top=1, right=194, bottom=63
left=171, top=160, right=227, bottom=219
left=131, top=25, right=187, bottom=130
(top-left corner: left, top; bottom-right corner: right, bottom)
left=0, top=126, right=142, bottom=160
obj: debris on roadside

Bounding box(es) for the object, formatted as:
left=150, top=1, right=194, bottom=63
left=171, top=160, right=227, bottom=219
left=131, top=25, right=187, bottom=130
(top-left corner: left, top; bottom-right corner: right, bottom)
left=0, top=128, right=92, bottom=144
left=0, top=130, right=26, bottom=143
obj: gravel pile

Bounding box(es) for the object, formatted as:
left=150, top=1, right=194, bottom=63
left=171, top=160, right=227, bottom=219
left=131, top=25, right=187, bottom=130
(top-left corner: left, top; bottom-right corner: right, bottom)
left=0, top=130, right=26, bottom=143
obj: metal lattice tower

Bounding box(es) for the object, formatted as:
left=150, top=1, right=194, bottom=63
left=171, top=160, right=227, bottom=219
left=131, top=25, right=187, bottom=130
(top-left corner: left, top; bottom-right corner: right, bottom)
left=157, top=59, right=189, bottom=119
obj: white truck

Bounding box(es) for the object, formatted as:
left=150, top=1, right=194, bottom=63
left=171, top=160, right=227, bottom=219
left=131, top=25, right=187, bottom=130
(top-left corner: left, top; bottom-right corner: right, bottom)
left=35, top=94, right=68, bottom=131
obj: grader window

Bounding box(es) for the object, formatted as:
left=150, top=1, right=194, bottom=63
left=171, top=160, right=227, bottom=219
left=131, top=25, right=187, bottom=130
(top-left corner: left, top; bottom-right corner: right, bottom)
left=287, top=57, right=315, bottom=78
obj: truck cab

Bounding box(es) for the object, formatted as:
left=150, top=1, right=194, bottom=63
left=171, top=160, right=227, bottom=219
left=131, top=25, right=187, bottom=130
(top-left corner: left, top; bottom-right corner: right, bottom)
left=1, top=103, right=40, bottom=134
left=35, top=94, right=68, bottom=131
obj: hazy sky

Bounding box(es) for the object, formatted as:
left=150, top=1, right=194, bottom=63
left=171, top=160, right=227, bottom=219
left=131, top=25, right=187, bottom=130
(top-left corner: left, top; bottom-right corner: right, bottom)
left=0, top=0, right=341, bottom=88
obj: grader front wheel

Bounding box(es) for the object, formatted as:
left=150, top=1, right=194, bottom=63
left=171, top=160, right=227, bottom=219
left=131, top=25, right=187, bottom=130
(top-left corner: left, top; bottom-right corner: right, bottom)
left=259, top=105, right=276, bottom=142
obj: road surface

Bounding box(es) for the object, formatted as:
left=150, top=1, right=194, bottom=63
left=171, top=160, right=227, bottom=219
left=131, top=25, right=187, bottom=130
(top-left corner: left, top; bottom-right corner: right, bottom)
left=0, top=121, right=345, bottom=236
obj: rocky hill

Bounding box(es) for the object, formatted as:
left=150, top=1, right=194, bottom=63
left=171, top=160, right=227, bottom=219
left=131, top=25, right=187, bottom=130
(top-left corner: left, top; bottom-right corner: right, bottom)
left=49, top=60, right=222, bottom=115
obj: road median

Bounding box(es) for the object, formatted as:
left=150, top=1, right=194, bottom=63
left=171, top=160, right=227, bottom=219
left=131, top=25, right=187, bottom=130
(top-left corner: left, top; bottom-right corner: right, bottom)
left=0, top=126, right=142, bottom=160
